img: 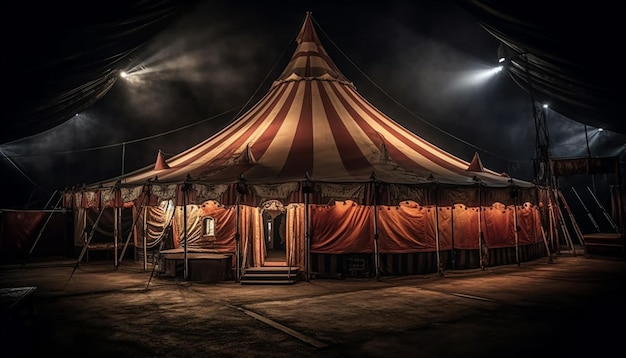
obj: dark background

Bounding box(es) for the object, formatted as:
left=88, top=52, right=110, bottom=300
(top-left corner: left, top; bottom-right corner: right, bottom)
left=2, top=1, right=624, bottom=219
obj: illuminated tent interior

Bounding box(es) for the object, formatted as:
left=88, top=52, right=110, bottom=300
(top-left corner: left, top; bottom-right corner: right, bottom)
left=61, top=12, right=551, bottom=280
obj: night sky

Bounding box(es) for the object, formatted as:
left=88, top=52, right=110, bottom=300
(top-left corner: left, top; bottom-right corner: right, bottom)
left=2, top=1, right=624, bottom=209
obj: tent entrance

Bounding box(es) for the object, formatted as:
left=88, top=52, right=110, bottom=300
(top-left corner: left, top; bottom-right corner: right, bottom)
left=261, top=200, right=286, bottom=266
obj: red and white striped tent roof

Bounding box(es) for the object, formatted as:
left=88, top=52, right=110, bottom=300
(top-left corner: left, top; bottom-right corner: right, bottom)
left=84, top=12, right=532, bottom=202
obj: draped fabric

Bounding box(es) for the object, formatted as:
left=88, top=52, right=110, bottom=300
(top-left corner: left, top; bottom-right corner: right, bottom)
left=73, top=208, right=87, bottom=246
left=133, top=201, right=175, bottom=249
left=0, top=209, right=70, bottom=258
left=482, top=203, right=515, bottom=249
left=376, top=201, right=437, bottom=253
left=171, top=201, right=237, bottom=250
left=286, top=203, right=306, bottom=269
left=78, top=195, right=545, bottom=277
left=310, top=200, right=373, bottom=253
left=73, top=207, right=133, bottom=247
left=435, top=206, right=453, bottom=251
left=450, top=205, right=480, bottom=250
left=246, top=206, right=264, bottom=267
left=516, top=203, right=543, bottom=245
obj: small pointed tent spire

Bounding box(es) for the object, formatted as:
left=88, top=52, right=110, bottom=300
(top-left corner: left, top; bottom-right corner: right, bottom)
left=153, top=150, right=170, bottom=170
left=274, top=11, right=351, bottom=86
left=466, top=152, right=485, bottom=172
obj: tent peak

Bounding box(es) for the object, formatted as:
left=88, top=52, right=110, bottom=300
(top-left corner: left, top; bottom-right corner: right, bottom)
left=272, top=12, right=352, bottom=87
left=466, top=152, right=485, bottom=172
left=154, top=150, right=170, bottom=171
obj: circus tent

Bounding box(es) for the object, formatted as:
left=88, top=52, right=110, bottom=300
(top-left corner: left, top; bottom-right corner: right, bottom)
left=62, top=12, right=551, bottom=280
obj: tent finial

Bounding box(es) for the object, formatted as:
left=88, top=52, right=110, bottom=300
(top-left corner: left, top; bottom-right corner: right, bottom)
left=154, top=150, right=170, bottom=170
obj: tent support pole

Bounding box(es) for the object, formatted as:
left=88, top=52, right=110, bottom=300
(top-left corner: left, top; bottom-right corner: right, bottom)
left=557, top=189, right=588, bottom=257
left=304, top=189, right=310, bottom=282
left=28, top=193, right=63, bottom=256
left=114, top=206, right=119, bottom=267
left=372, top=189, right=380, bottom=281
left=540, top=222, right=553, bottom=264
left=143, top=206, right=148, bottom=271
left=43, top=190, right=58, bottom=209
left=71, top=193, right=113, bottom=279
left=435, top=204, right=443, bottom=276
left=477, top=182, right=487, bottom=270
left=555, top=195, right=576, bottom=255
left=587, top=186, right=619, bottom=232
left=82, top=207, right=106, bottom=260
left=235, top=195, right=241, bottom=283
left=513, top=203, right=520, bottom=266
left=118, top=194, right=147, bottom=267
left=146, top=237, right=166, bottom=290
left=548, top=204, right=559, bottom=257
left=183, top=186, right=188, bottom=281
left=450, top=205, right=456, bottom=270
left=571, top=187, right=600, bottom=232
left=549, top=195, right=562, bottom=255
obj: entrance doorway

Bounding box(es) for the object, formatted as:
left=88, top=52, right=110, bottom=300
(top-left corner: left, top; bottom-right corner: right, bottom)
left=263, top=211, right=286, bottom=263
left=261, top=199, right=286, bottom=265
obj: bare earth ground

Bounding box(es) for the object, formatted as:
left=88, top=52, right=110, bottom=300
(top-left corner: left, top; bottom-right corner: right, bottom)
left=1, top=252, right=625, bottom=358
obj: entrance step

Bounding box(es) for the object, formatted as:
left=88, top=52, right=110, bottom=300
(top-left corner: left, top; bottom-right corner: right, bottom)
left=240, top=266, right=300, bottom=285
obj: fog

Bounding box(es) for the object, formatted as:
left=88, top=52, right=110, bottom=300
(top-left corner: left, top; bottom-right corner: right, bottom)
left=2, top=1, right=624, bottom=209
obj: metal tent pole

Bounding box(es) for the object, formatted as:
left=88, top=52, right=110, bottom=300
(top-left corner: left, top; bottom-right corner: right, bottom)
left=118, top=194, right=147, bottom=267
left=143, top=206, right=148, bottom=271
left=114, top=206, right=119, bottom=266
left=28, top=193, right=64, bottom=256
left=587, top=186, right=619, bottom=232
left=554, top=195, right=576, bottom=255
left=77, top=207, right=106, bottom=264
left=372, top=192, right=380, bottom=281
left=571, top=187, right=600, bottom=232
left=44, top=190, right=58, bottom=209
left=513, top=203, right=520, bottom=266
left=70, top=191, right=113, bottom=280
left=304, top=189, right=310, bottom=282
left=558, top=189, right=589, bottom=257
left=235, top=198, right=241, bottom=283
left=435, top=205, right=443, bottom=276
left=476, top=182, right=487, bottom=270
left=537, top=203, right=554, bottom=263
left=183, top=186, right=188, bottom=281
left=450, top=205, right=456, bottom=270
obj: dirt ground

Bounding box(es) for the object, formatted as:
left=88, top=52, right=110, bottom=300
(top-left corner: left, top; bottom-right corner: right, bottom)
left=1, top=252, right=625, bottom=358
